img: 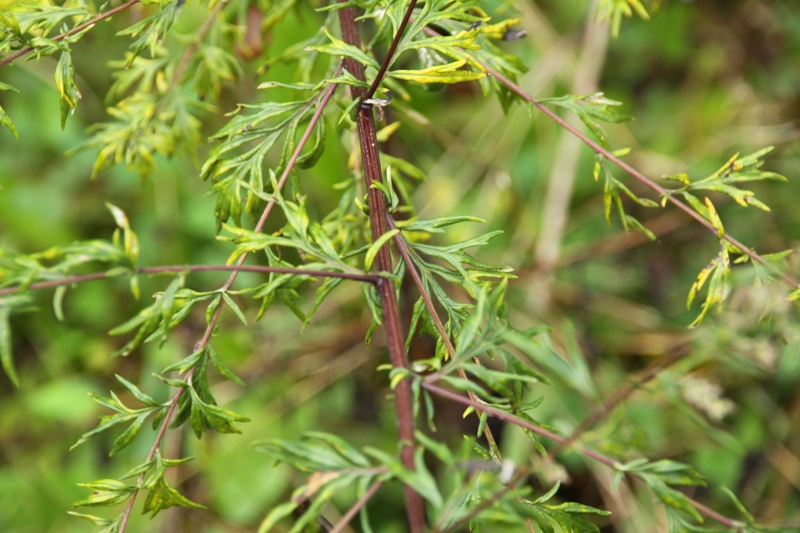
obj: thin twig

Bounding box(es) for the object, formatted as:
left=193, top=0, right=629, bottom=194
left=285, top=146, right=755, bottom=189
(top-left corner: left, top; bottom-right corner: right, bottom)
left=419, top=24, right=799, bottom=291
left=330, top=480, right=384, bottom=533
left=0, top=264, right=378, bottom=298
left=0, top=0, right=140, bottom=68
left=364, top=0, right=418, bottom=100
left=336, top=3, right=427, bottom=531
left=420, top=381, right=743, bottom=531
left=118, top=375, right=187, bottom=531
left=116, top=78, right=340, bottom=533
left=478, top=63, right=800, bottom=291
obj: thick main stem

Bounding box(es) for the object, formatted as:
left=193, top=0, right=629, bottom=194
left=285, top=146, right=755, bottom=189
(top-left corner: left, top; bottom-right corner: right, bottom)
left=336, top=5, right=427, bottom=533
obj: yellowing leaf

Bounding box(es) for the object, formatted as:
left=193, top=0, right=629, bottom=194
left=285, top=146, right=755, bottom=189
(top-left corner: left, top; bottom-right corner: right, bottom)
left=704, top=197, right=724, bottom=237
left=389, top=59, right=486, bottom=85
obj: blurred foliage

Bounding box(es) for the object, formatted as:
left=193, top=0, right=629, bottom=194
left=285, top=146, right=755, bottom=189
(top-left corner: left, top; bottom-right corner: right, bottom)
left=0, top=0, right=799, bottom=532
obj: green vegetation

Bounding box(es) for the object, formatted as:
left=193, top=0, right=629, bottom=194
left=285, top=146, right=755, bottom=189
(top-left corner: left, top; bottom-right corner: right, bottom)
left=1, top=1, right=799, bottom=532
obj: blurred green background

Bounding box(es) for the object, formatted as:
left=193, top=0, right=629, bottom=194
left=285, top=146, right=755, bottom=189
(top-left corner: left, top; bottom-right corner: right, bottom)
left=1, top=0, right=799, bottom=531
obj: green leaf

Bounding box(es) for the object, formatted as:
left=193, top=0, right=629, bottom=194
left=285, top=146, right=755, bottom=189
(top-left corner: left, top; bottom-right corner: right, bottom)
left=389, top=60, right=486, bottom=85
left=415, top=431, right=455, bottom=466
left=303, top=432, right=371, bottom=468
left=110, top=412, right=150, bottom=456
left=307, top=29, right=380, bottom=70
left=540, top=93, right=631, bottom=148
left=296, top=117, right=326, bottom=169
left=365, top=446, right=443, bottom=509
left=143, top=472, right=206, bottom=517
left=303, top=276, right=343, bottom=330
left=633, top=460, right=706, bottom=487
left=762, top=249, right=793, bottom=263
left=720, top=486, right=755, bottom=526
left=258, top=501, right=299, bottom=533
left=117, top=1, right=178, bottom=63
left=53, top=285, right=68, bottom=322
left=73, top=479, right=136, bottom=508
left=221, top=291, right=248, bottom=325
left=645, top=477, right=704, bottom=523
left=208, top=345, right=246, bottom=386
left=0, top=104, right=18, bottom=138
left=55, top=50, right=81, bottom=129
left=365, top=229, right=399, bottom=270
left=115, top=374, right=161, bottom=407
left=188, top=385, right=250, bottom=438
left=597, top=0, right=650, bottom=37
left=686, top=245, right=731, bottom=328
left=67, top=511, right=116, bottom=527
left=399, top=216, right=486, bottom=234
left=0, top=304, right=19, bottom=387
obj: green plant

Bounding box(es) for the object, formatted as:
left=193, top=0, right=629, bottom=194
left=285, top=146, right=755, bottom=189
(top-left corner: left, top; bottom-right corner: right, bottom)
left=1, top=1, right=798, bottom=532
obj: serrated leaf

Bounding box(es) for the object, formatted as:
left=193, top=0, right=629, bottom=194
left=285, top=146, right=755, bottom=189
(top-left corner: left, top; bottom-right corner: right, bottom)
left=646, top=478, right=704, bottom=523
left=399, top=216, right=486, bottom=234
left=390, top=60, right=486, bottom=85
left=303, top=276, right=343, bottom=330
left=67, top=511, right=115, bottom=527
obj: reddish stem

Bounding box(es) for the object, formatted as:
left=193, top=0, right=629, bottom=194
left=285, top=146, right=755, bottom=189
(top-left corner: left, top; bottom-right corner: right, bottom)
left=116, top=80, right=339, bottom=533
left=0, top=0, right=140, bottom=68
left=336, top=4, right=427, bottom=532
left=420, top=381, right=743, bottom=530
left=0, top=264, right=378, bottom=298
left=330, top=480, right=384, bottom=533
left=479, top=63, right=798, bottom=291
left=364, top=0, right=418, bottom=100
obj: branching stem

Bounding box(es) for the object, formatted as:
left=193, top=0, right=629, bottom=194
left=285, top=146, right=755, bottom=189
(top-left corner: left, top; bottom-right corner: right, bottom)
left=479, top=62, right=799, bottom=290
left=0, top=0, right=140, bottom=68
left=421, top=381, right=743, bottom=531
left=0, top=264, right=378, bottom=298
left=337, top=3, right=427, bottom=531
left=419, top=24, right=799, bottom=291
left=115, top=78, right=339, bottom=533
left=388, top=218, right=535, bottom=532
left=364, top=0, right=418, bottom=100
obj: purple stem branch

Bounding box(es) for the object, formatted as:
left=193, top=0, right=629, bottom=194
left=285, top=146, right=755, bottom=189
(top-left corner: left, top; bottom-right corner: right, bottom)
left=0, top=0, right=141, bottom=68
left=364, top=0, right=418, bottom=100
left=336, top=3, right=427, bottom=531
left=329, top=480, right=384, bottom=533
left=0, top=264, right=378, bottom=298
left=421, top=381, right=742, bottom=530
